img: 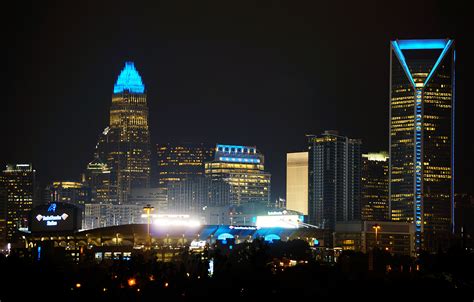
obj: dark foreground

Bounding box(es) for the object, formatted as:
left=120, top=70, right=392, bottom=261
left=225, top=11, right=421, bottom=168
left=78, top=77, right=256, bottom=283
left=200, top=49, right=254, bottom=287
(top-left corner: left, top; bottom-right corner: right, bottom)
left=0, top=240, right=473, bottom=301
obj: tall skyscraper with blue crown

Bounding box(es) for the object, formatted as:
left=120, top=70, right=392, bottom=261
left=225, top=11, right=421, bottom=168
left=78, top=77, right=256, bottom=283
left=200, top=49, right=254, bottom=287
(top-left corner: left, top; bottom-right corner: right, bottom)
left=389, top=39, right=455, bottom=252
left=107, top=62, right=151, bottom=204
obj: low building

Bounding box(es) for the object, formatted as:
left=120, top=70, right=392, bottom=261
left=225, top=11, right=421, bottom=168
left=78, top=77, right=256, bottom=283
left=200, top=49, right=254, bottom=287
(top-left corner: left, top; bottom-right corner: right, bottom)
left=334, top=221, right=414, bottom=256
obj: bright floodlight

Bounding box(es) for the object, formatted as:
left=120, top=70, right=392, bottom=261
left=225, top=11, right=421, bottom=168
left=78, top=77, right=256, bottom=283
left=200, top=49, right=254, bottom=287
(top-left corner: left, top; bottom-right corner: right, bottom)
left=255, top=215, right=300, bottom=229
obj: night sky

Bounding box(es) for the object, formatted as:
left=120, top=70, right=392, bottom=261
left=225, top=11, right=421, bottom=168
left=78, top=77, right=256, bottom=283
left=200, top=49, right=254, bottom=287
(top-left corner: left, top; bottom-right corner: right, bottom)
left=3, top=0, right=473, bottom=200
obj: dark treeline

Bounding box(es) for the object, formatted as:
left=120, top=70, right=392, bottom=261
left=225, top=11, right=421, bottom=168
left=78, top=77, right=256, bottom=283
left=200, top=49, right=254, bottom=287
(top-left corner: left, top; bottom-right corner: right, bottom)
left=0, top=239, right=472, bottom=301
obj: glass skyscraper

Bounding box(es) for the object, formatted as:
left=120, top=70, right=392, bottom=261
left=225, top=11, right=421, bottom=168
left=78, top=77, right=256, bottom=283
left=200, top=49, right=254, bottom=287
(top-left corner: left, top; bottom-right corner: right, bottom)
left=389, top=39, right=455, bottom=252
left=106, top=62, right=151, bottom=204
left=361, top=152, right=389, bottom=221
left=1, top=164, right=35, bottom=242
left=307, top=131, right=362, bottom=230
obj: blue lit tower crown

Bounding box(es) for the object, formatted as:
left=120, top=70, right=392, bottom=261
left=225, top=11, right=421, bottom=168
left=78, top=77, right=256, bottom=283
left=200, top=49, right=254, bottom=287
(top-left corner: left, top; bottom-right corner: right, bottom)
left=389, top=39, right=455, bottom=253
left=107, top=62, right=151, bottom=203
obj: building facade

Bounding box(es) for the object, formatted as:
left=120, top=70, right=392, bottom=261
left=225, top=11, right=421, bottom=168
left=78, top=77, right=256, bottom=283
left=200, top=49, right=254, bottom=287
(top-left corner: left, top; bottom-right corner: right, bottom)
left=205, top=144, right=271, bottom=206
left=45, top=181, right=91, bottom=208
left=286, top=152, right=308, bottom=215
left=167, top=176, right=231, bottom=215
left=334, top=221, right=415, bottom=256
left=106, top=62, right=151, bottom=204
left=307, top=131, right=362, bottom=230
left=156, top=142, right=214, bottom=187
left=1, top=164, right=35, bottom=242
left=389, top=39, right=455, bottom=252
left=83, top=158, right=113, bottom=204
left=361, top=152, right=389, bottom=221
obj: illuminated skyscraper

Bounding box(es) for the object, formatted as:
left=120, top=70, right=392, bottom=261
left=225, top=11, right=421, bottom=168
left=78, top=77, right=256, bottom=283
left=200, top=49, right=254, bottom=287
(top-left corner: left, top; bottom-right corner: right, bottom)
left=156, top=142, right=214, bottom=188
left=389, top=39, right=455, bottom=252
left=286, top=152, right=308, bottom=215
left=205, top=144, right=271, bottom=205
left=1, top=164, right=35, bottom=242
left=307, top=131, right=362, bottom=230
left=361, top=152, right=389, bottom=221
left=107, top=62, right=151, bottom=203
left=83, top=158, right=112, bottom=204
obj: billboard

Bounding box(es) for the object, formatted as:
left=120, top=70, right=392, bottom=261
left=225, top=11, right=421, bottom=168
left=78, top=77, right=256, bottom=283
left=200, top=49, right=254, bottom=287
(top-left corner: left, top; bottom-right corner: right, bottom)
left=30, top=203, right=81, bottom=232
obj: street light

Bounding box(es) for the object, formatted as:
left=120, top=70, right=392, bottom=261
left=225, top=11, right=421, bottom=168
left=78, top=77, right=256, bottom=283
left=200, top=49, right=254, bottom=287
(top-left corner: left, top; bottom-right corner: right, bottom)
left=372, top=224, right=381, bottom=248
left=143, top=204, right=154, bottom=249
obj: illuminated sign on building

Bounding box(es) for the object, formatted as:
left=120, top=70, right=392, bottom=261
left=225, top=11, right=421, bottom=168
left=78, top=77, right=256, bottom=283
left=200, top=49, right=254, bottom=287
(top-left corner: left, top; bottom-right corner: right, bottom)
left=30, top=203, right=81, bottom=232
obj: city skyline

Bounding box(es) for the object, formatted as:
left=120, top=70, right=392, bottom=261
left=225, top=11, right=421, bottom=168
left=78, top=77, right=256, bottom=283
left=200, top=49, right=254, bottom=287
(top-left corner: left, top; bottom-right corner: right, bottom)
left=3, top=1, right=472, bottom=202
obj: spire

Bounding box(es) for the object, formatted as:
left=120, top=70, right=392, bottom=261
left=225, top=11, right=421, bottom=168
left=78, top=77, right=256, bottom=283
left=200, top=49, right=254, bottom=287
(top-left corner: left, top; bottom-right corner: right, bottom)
left=113, top=61, right=145, bottom=93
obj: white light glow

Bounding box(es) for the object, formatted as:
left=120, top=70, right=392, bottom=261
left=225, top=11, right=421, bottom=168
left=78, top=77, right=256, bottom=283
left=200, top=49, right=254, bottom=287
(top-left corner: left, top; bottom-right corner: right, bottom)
left=256, top=215, right=300, bottom=229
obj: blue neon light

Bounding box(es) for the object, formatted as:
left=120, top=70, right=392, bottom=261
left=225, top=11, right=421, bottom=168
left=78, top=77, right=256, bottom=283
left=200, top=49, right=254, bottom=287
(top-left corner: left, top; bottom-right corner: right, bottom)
left=313, top=239, right=320, bottom=246
left=397, top=39, right=448, bottom=50
left=113, top=62, right=145, bottom=93
left=392, top=41, right=416, bottom=87
left=37, top=246, right=41, bottom=261
left=219, top=157, right=260, bottom=164
left=424, top=40, right=454, bottom=86
left=47, top=203, right=57, bottom=212
left=264, top=234, right=281, bottom=243
left=217, top=233, right=234, bottom=240
left=216, top=144, right=256, bottom=154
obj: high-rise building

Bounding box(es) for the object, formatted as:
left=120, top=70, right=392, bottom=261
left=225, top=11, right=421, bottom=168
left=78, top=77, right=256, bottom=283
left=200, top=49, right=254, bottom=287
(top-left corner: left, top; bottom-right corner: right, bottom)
left=205, top=144, right=271, bottom=206
left=156, top=142, right=214, bottom=188
left=0, top=175, right=6, bottom=247
left=307, top=131, right=362, bottom=230
left=1, top=164, right=35, bottom=242
left=83, top=158, right=113, bottom=204
left=361, top=152, right=389, bottom=221
left=286, top=152, right=308, bottom=215
left=106, top=62, right=151, bottom=203
left=389, top=39, right=455, bottom=252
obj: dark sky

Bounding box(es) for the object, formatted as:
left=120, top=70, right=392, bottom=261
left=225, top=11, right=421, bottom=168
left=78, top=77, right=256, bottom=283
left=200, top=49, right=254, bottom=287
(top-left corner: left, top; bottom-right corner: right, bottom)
left=3, top=0, right=473, bottom=199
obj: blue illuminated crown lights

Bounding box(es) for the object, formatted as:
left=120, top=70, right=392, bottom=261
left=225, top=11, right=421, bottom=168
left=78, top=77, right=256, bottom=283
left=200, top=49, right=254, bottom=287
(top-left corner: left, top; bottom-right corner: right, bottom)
left=392, top=39, right=453, bottom=88
left=397, top=39, right=448, bottom=50
left=113, top=61, right=145, bottom=93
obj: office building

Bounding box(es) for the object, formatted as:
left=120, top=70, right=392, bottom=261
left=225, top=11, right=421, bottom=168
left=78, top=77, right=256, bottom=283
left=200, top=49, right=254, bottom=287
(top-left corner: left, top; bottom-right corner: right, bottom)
left=389, top=39, right=455, bottom=252
left=128, top=188, right=168, bottom=212
left=334, top=221, right=415, bottom=256
left=307, top=131, right=362, bottom=230
left=156, top=142, right=214, bottom=188
left=45, top=181, right=91, bottom=208
left=361, top=152, right=389, bottom=221
left=1, top=164, right=35, bottom=242
left=167, top=176, right=230, bottom=215
left=106, top=62, right=151, bottom=203
left=83, top=158, right=113, bottom=204
left=205, top=144, right=271, bottom=206
left=286, top=152, right=308, bottom=215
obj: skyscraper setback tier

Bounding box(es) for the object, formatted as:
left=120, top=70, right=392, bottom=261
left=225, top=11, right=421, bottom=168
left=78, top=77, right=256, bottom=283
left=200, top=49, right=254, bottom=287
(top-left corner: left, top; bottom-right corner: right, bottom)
left=389, top=39, right=454, bottom=252
left=307, top=131, right=362, bottom=230
left=106, top=62, right=151, bottom=203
